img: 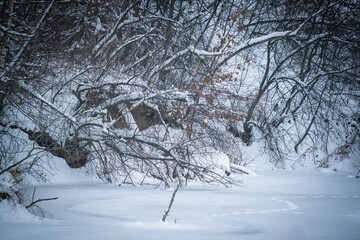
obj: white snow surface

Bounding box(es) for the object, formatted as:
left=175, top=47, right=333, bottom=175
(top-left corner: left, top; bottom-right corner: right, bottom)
left=1, top=163, right=360, bottom=240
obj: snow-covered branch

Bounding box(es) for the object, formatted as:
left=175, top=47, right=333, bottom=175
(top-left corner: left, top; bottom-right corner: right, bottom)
left=0, top=0, right=54, bottom=82
left=149, top=46, right=222, bottom=80
left=92, top=0, right=141, bottom=57
left=217, top=30, right=296, bottom=68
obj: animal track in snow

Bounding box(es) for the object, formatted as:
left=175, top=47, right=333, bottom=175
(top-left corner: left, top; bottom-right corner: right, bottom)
left=209, top=197, right=298, bottom=218
left=279, top=194, right=358, bottom=200
left=208, top=194, right=359, bottom=218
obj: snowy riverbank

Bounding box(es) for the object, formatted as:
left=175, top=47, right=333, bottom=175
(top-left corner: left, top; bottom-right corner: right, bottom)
left=1, top=169, right=359, bottom=240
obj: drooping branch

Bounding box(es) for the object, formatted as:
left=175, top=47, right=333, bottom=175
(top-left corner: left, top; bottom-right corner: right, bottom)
left=294, top=83, right=326, bottom=153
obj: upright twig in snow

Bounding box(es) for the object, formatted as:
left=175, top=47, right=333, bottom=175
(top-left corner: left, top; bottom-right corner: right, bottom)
left=162, top=183, right=180, bottom=222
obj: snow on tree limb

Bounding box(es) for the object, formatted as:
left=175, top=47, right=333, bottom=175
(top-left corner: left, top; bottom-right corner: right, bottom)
left=0, top=0, right=54, bottom=82
left=92, top=0, right=141, bottom=57
left=149, top=46, right=222, bottom=80
left=217, top=30, right=296, bottom=68
left=217, top=2, right=339, bottom=69
left=0, top=24, right=33, bottom=37
left=17, top=81, right=78, bottom=124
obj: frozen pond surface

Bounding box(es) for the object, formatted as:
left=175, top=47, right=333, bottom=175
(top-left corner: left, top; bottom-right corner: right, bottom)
left=1, top=169, right=360, bottom=240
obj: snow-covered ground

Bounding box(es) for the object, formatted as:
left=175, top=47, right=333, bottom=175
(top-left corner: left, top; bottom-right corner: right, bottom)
left=1, top=168, right=360, bottom=240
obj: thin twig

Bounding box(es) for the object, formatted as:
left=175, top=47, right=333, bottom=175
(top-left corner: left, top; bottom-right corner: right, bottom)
left=0, top=146, right=40, bottom=175
left=26, top=197, right=59, bottom=209
left=162, top=183, right=180, bottom=222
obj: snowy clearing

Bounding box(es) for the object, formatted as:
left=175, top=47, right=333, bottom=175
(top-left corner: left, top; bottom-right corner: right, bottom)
left=1, top=169, right=359, bottom=240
